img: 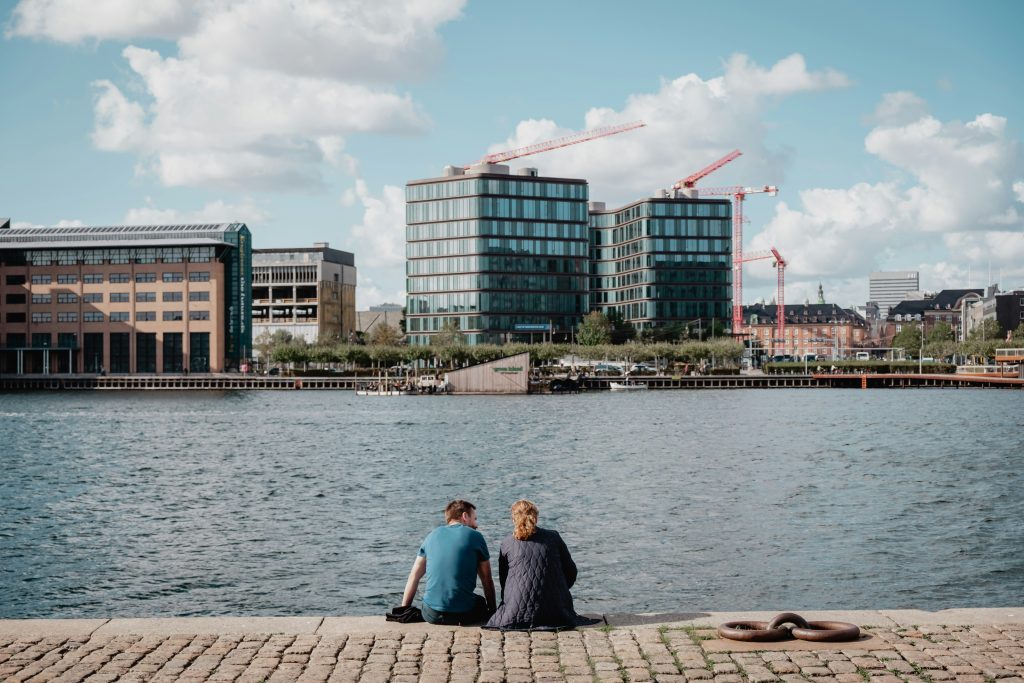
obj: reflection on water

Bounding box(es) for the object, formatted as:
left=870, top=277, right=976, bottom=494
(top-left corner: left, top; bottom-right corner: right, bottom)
left=1, top=389, right=1022, bottom=617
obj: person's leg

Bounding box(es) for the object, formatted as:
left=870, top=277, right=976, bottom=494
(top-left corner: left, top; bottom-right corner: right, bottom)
left=462, top=594, right=490, bottom=625
left=420, top=603, right=446, bottom=625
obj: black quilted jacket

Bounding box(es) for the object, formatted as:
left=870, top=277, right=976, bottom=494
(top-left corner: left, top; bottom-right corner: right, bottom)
left=484, top=527, right=585, bottom=631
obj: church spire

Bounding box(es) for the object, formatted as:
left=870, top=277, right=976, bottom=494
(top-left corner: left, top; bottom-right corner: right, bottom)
left=817, top=282, right=825, bottom=304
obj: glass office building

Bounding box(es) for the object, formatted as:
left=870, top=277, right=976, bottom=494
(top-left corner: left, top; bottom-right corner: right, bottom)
left=406, top=165, right=590, bottom=345
left=589, top=197, right=732, bottom=332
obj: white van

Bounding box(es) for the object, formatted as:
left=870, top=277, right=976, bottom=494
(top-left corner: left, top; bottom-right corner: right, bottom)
left=855, top=352, right=871, bottom=361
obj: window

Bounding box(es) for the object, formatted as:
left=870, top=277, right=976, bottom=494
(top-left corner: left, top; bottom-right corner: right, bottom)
left=83, top=293, right=103, bottom=303
left=6, top=312, right=27, bottom=323
left=189, top=332, right=210, bottom=372
left=32, top=333, right=51, bottom=348
left=83, top=273, right=104, bottom=284
left=57, top=312, right=78, bottom=322
left=57, top=274, right=78, bottom=284
left=189, top=290, right=210, bottom=302
left=163, top=291, right=183, bottom=302
left=110, top=332, right=130, bottom=373
left=136, top=333, right=157, bottom=373
left=6, top=274, right=26, bottom=285
left=109, top=273, right=130, bottom=283
left=110, top=292, right=130, bottom=303
left=163, top=272, right=184, bottom=282
left=31, top=293, right=52, bottom=304
left=5, top=293, right=26, bottom=304
left=135, top=273, right=156, bottom=283
left=31, top=274, right=52, bottom=284
left=189, top=310, right=210, bottom=321
left=136, top=311, right=156, bottom=321
left=57, top=293, right=78, bottom=304
left=163, top=311, right=184, bottom=321
left=58, top=333, right=77, bottom=348
left=136, top=292, right=156, bottom=302
left=31, top=312, right=53, bottom=323
left=7, top=333, right=26, bottom=347
left=109, top=312, right=130, bottom=322
left=163, top=332, right=184, bottom=372
left=83, top=312, right=104, bottom=322
left=189, top=271, right=211, bottom=282
left=84, top=333, right=103, bottom=372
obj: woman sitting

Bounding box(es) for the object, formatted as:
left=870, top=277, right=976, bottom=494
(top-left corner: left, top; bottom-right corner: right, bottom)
left=485, top=499, right=595, bottom=631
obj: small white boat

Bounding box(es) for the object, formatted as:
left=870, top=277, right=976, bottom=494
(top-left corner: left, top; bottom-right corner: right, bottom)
left=355, top=387, right=412, bottom=396
left=609, top=381, right=648, bottom=392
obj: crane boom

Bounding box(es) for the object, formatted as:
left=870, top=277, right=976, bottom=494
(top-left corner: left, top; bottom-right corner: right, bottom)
left=673, top=149, right=741, bottom=190
left=468, top=121, right=646, bottom=168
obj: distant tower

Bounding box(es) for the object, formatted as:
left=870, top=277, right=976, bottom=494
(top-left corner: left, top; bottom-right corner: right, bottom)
left=817, top=283, right=825, bottom=304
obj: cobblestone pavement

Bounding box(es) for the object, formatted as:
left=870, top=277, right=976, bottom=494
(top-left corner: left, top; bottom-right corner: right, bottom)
left=1, top=624, right=1022, bottom=683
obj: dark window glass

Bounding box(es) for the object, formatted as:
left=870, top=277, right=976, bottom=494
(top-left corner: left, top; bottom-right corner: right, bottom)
left=110, top=293, right=130, bottom=303
left=5, top=293, right=26, bottom=304
left=5, top=274, right=26, bottom=285
left=109, top=333, right=131, bottom=373
left=189, top=271, right=211, bottom=282
left=136, top=333, right=157, bottom=373
left=32, top=333, right=51, bottom=348
left=58, top=333, right=77, bottom=348
left=7, top=333, right=27, bottom=348
left=136, top=311, right=156, bottom=321
left=136, top=292, right=156, bottom=302
left=109, top=273, right=130, bottom=283
left=163, top=332, right=184, bottom=373
left=189, top=332, right=210, bottom=372
left=135, top=273, right=156, bottom=283
left=163, top=291, right=183, bottom=302
left=84, top=333, right=104, bottom=372
left=162, top=311, right=183, bottom=321
left=163, top=272, right=184, bottom=282
left=189, top=291, right=210, bottom=302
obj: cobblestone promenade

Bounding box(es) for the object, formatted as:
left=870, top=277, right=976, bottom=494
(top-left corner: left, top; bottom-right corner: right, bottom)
left=1, top=613, right=1022, bottom=683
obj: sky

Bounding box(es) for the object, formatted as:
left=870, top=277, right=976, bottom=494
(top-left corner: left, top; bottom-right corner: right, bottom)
left=1, top=0, right=1023, bottom=310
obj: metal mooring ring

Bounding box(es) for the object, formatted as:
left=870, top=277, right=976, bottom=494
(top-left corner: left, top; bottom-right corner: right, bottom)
left=791, top=621, right=861, bottom=642
left=767, top=612, right=810, bottom=631
left=717, top=620, right=788, bottom=642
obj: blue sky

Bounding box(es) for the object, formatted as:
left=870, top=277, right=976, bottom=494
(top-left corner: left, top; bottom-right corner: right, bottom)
left=2, top=0, right=1022, bottom=309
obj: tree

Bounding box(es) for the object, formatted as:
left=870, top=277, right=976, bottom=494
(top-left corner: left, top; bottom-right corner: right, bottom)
left=968, top=319, right=1003, bottom=342
left=432, top=320, right=466, bottom=348
left=892, top=324, right=923, bottom=356
left=606, top=310, right=636, bottom=344
left=369, top=322, right=402, bottom=346
left=577, top=312, right=612, bottom=346
left=926, top=321, right=954, bottom=344
left=254, top=329, right=293, bottom=363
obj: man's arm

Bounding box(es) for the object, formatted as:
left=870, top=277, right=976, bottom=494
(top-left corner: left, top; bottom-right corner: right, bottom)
left=477, top=559, right=496, bottom=612
left=401, top=556, right=426, bottom=607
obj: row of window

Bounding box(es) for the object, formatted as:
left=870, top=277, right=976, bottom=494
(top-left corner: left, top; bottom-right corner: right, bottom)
left=406, top=237, right=589, bottom=259
left=8, top=310, right=211, bottom=323
left=406, top=178, right=588, bottom=203
left=589, top=267, right=731, bottom=289
left=19, top=291, right=211, bottom=304
left=595, top=284, right=730, bottom=304
left=591, top=200, right=729, bottom=227
left=407, top=220, right=590, bottom=243
left=17, top=247, right=215, bottom=266
left=591, top=218, right=731, bottom=244
left=600, top=238, right=731, bottom=260
left=9, top=271, right=212, bottom=285
left=406, top=314, right=582, bottom=334
left=407, top=292, right=588, bottom=315
left=590, top=253, right=731, bottom=275
left=406, top=273, right=588, bottom=294
left=596, top=300, right=731, bottom=321
left=407, top=197, right=587, bottom=224
left=407, top=256, right=588, bottom=277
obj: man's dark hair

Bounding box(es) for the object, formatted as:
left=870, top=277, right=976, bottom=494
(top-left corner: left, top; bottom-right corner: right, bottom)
left=444, top=499, right=475, bottom=523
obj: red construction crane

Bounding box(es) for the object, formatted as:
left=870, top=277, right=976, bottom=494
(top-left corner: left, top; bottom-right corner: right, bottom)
left=736, top=247, right=787, bottom=343
left=466, top=120, right=646, bottom=168
left=673, top=149, right=741, bottom=190
left=696, top=185, right=779, bottom=332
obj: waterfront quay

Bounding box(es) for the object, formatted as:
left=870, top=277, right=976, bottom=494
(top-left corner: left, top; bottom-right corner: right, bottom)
left=1, top=609, right=1022, bottom=683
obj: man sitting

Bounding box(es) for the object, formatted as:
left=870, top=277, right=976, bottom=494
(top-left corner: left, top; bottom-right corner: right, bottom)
left=401, top=499, right=496, bottom=625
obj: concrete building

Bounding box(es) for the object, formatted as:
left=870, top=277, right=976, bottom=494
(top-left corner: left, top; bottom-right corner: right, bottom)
left=883, top=288, right=982, bottom=343
left=869, top=271, right=919, bottom=317
left=589, top=195, right=732, bottom=333
left=405, top=164, right=590, bottom=345
left=739, top=303, right=868, bottom=361
left=0, top=221, right=251, bottom=374
left=251, top=243, right=356, bottom=346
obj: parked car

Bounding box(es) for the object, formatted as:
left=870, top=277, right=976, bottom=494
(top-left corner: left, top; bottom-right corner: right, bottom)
left=630, top=363, right=655, bottom=373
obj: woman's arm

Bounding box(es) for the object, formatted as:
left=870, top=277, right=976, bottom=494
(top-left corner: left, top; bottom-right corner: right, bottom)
left=557, top=533, right=577, bottom=588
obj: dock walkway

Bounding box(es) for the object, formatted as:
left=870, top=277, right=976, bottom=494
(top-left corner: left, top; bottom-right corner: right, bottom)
left=1, top=608, right=1022, bottom=682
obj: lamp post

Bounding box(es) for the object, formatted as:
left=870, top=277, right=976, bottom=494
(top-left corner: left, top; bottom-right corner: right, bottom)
left=918, top=328, right=924, bottom=375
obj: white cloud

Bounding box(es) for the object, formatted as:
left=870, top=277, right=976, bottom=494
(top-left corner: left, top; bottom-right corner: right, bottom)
left=7, top=0, right=197, bottom=42
left=122, top=198, right=270, bottom=226
left=749, top=93, right=1024, bottom=305
left=344, top=180, right=406, bottom=268
left=487, top=53, right=850, bottom=206
left=10, top=0, right=464, bottom=190
left=356, top=272, right=405, bottom=311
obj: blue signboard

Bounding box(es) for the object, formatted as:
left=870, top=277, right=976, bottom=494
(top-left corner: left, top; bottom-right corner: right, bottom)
left=513, top=323, right=551, bottom=332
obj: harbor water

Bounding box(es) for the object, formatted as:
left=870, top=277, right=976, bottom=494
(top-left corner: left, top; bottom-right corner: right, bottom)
left=1, top=389, right=1021, bottom=618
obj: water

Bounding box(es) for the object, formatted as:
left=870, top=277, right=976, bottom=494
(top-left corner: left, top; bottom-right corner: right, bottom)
left=1, top=389, right=1021, bottom=618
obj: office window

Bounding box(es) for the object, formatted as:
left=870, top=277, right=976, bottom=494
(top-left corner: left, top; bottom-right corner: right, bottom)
left=31, top=293, right=52, bottom=304
left=163, top=311, right=184, bottom=321
left=57, top=274, right=78, bottom=284
left=136, top=292, right=156, bottom=302
left=189, top=332, right=210, bottom=372
left=163, top=291, right=183, bottom=302
left=6, top=274, right=27, bottom=285
left=189, top=310, right=210, bottom=321
left=83, top=293, right=103, bottom=303
left=31, top=312, right=52, bottom=323
left=136, top=311, right=156, bottom=321
left=57, top=293, right=78, bottom=304
left=83, top=312, right=104, bottom=322
left=163, top=272, right=184, bottom=282
left=5, top=293, right=26, bottom=304
left=189, top=271, right=211, bottom=282
left=31, top=275, right=52, bottom=284
left=58, top=333, right=77, bottom=348
left=57, top=312, right=78, bottom=322
left=83, top=273, right=104, bottom=284
left=109, top=273, right=130, bottom=283
left=32, top=333, right=51, bottom=348
left=189, top=291, right=210, bottom=302
left=110, top=292, right=130, bottom=303
left=163, top=332, right=184, bottom=372
left=83, top=333, right=103, bottom=372
left=110, top=332, right=130, bottom=373
left=136, top=333, right=157, bottom=372
left=135, top=273, right=156, bottom=283
left=109, top=312, right=130, bottom=322
left=7, top=333, right=27, bottom=347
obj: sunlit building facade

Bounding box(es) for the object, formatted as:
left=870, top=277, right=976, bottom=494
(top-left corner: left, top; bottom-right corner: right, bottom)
left=405, top=164, right=590, bottom=345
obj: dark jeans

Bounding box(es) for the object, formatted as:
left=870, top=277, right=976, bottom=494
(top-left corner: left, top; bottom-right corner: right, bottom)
left=421, top=594, right=490, bottom=626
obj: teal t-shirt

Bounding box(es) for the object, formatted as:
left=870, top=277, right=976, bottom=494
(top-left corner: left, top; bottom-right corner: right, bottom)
left=418, top=523, right=490, bottom=613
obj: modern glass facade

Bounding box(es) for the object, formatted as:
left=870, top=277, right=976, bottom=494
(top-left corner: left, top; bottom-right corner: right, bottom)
left=589, top=198, right=732, bottom=331
left=406, top=167, right=589, bottom=345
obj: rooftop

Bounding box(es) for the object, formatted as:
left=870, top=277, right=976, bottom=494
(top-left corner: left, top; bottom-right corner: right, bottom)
left=0, top=223, right=248, bottom=250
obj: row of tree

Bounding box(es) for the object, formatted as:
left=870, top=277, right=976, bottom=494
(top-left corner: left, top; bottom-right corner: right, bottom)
left=890, top=320, right=1023, bottom=360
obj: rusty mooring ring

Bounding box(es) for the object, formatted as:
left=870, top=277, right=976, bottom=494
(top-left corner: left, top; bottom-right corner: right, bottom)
left=716, top=620, right=787, bottom=642
left=719, top=614, right=860, bottom=642
left=791, top=621, right=861, bottom=642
